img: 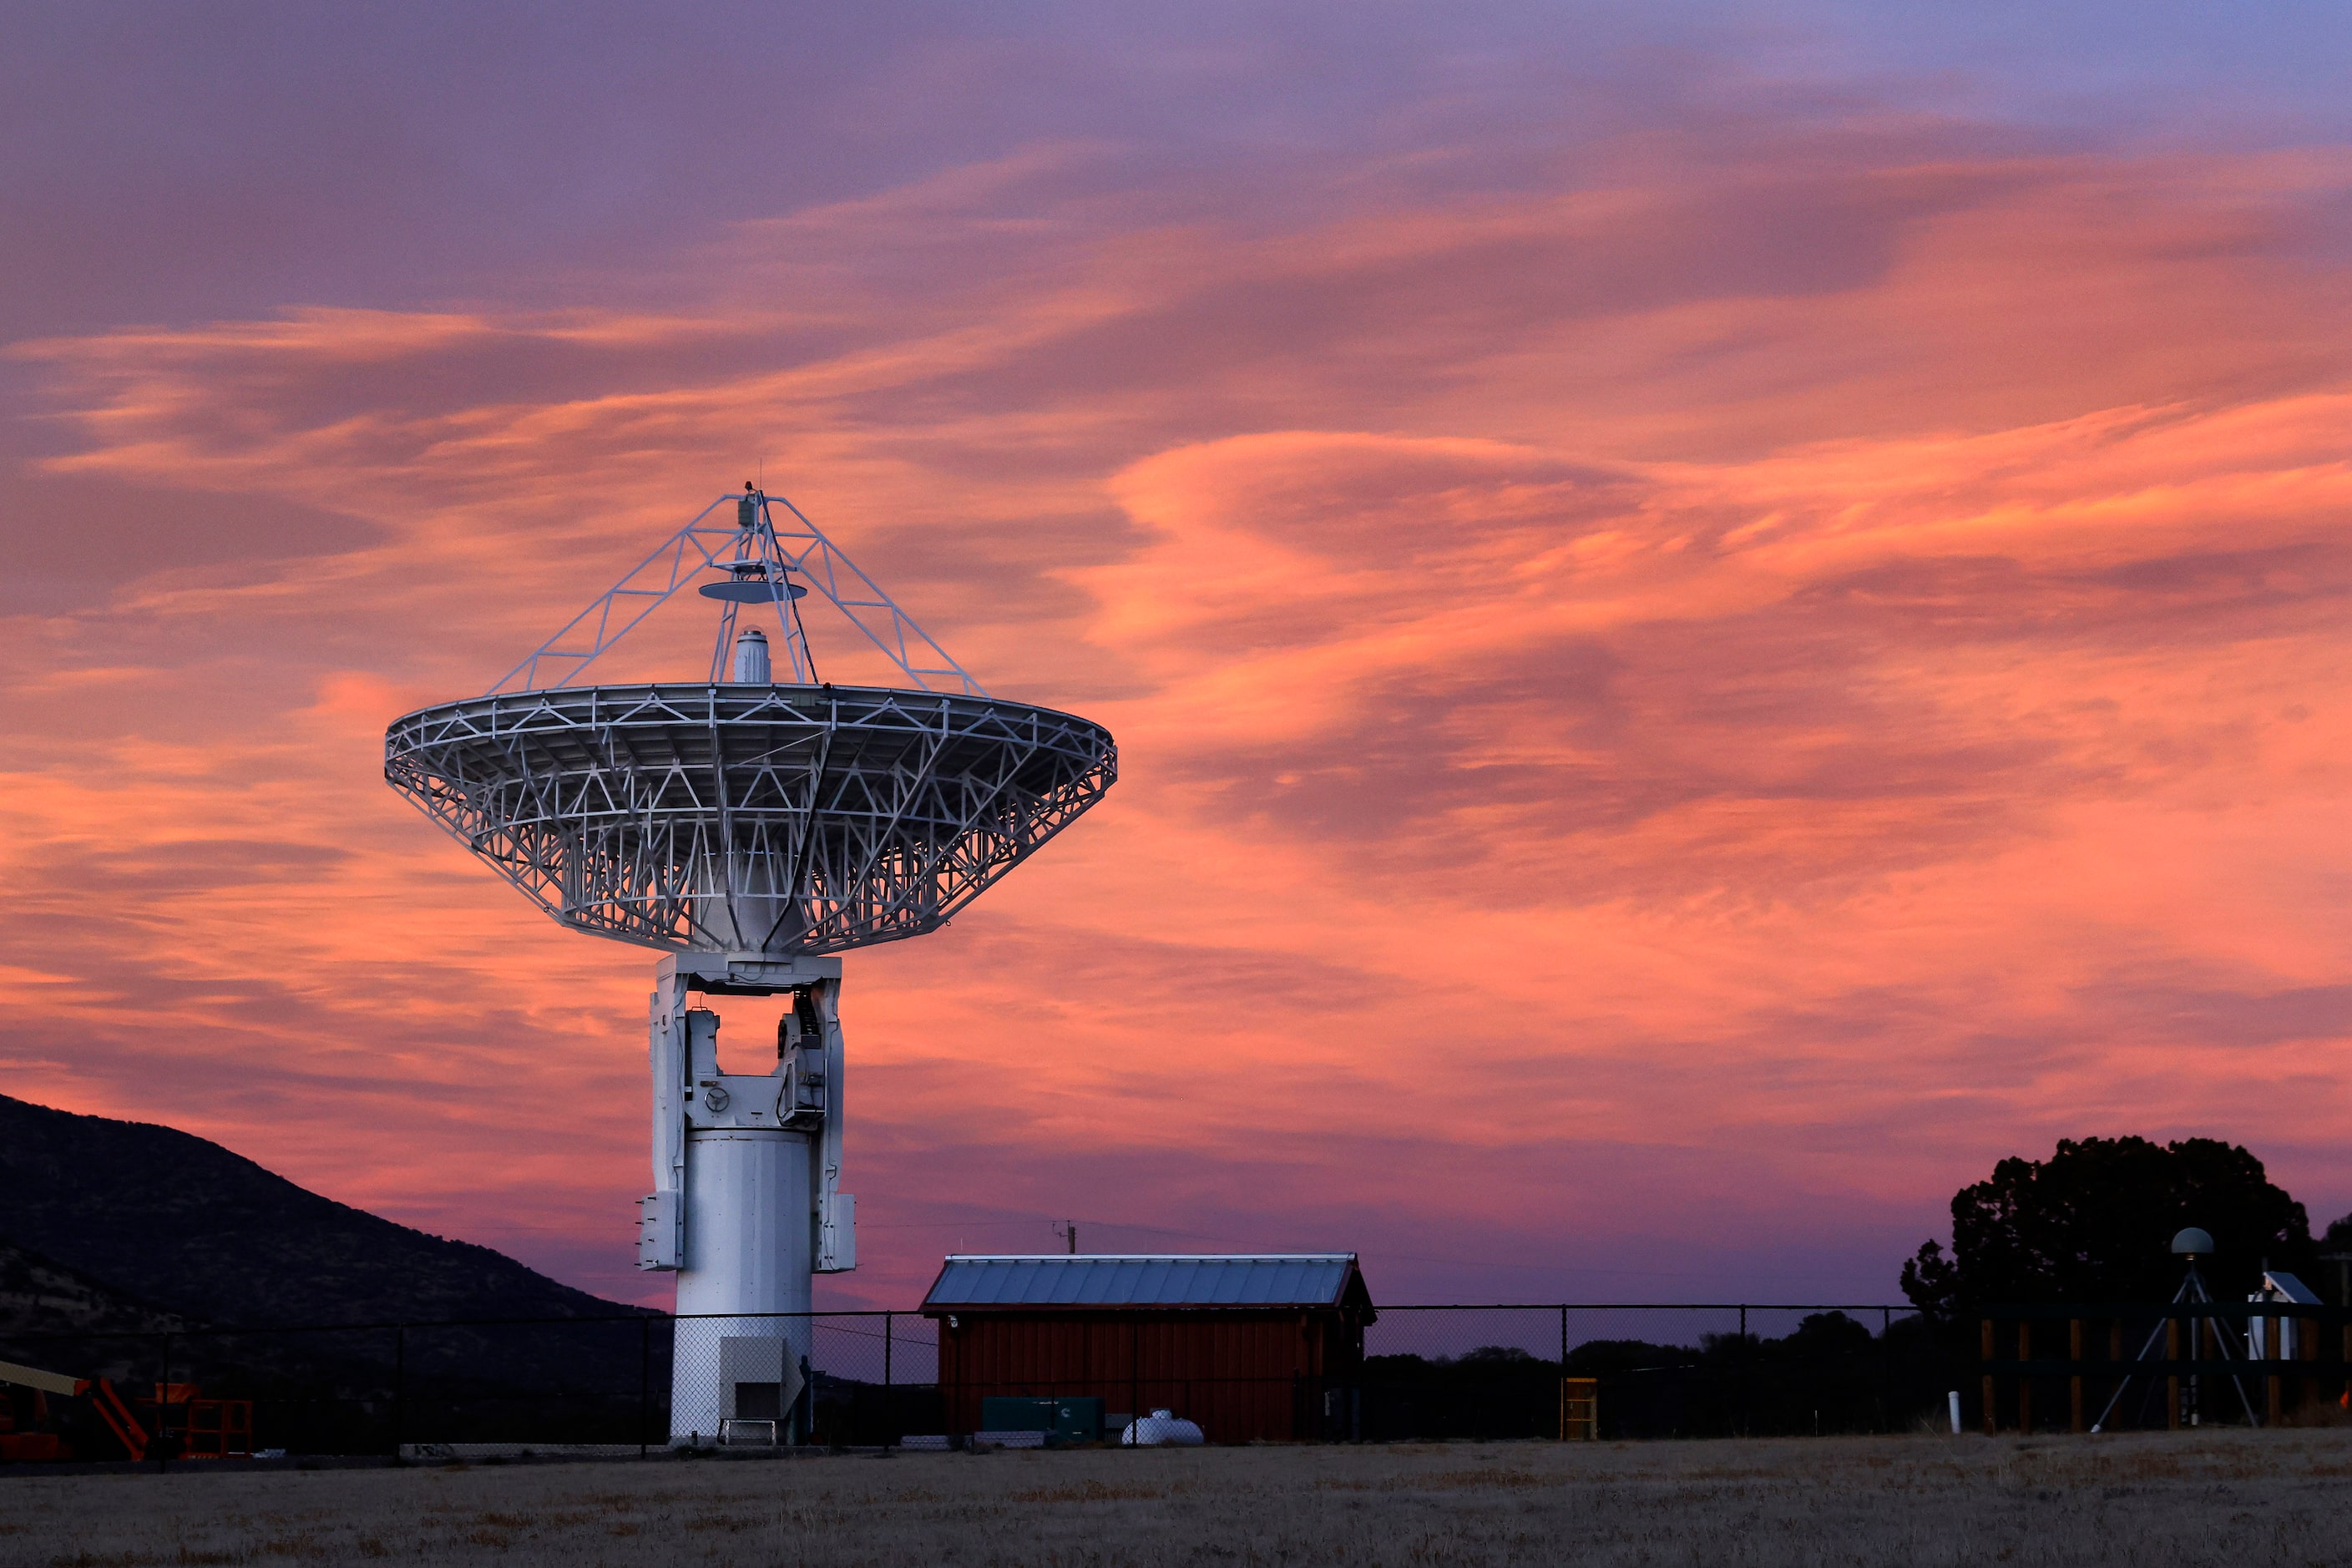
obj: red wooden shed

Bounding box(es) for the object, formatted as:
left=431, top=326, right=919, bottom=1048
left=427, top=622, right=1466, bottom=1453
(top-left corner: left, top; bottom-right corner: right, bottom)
left=922, top=1253, right=1376, bottom=1444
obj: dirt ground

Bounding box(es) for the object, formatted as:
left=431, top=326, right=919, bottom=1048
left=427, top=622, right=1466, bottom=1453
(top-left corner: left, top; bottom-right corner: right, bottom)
left=5, top=1431, right=2351, bottom=1567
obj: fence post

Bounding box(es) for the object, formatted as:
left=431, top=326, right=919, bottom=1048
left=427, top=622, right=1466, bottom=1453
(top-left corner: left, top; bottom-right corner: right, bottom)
left=639, top=1316, right=651, bottom=1459
left=1559, top=1305, right=1570, bottom=1441
left=1737, top=1305, right=1748, bottom=1437
left=883, top=1312, right=893, bottom=1450
left=2269, top=1320, right=2284, bottom=1426
left=2017, top=1321, right=2033, bottom=1435
left=392, top=1327, right=405, bottom=1459
left=2165, top=1316, right=2182, bottom=1429
left=1980, top=1318, right=1995, bottom=1435
left=2068, top=1319, right=2083, bottom=1433
left=2109, top=1317, right=2123, bottom=1424
left=2304, top=1308, right=2319, bottom=1420
left=1880, top=1308, right=1892, bottom=1434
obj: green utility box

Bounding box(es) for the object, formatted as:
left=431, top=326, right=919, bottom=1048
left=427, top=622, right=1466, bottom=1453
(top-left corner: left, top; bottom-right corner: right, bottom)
left=979, top=1396, right=1105, bottom=1444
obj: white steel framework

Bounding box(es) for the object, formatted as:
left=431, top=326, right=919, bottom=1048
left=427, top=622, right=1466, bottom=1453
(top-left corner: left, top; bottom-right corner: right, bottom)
left=384, top=683, right=1113, bottom=956
left=382, top=485, right=1116, bottom=1444
left=385, top=488, right=1115, bottom=957
left=488, top=488, right=985, bottom=697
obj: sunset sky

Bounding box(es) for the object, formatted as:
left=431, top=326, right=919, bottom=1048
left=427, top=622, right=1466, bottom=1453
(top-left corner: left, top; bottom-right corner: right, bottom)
left=7, top=3, right=2352, bottom=1309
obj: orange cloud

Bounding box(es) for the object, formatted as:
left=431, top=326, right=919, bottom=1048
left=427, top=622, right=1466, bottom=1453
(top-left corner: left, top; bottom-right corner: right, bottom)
left=8, top=119, right=2352, bottom=1305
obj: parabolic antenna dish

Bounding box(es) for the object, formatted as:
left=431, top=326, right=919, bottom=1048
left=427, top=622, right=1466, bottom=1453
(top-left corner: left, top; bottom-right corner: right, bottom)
left=383, top=487, right=1117, bottom=957
left=384, top=682, right=1114, bottom=955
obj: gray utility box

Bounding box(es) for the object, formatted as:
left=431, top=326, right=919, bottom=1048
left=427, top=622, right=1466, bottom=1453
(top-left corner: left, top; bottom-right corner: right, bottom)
left=980, top=1396, right=1104, bottom=1444
left=721, top=1337, right=805, bottom=1422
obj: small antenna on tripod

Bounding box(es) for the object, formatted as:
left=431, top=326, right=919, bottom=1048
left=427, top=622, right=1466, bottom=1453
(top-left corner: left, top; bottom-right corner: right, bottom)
left=2088, top=1226, right=2259, bottom=1432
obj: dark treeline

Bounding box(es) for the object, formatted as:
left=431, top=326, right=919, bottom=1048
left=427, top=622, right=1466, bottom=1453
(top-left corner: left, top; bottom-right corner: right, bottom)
left=1361, top=1312, right=1955, bottom=1440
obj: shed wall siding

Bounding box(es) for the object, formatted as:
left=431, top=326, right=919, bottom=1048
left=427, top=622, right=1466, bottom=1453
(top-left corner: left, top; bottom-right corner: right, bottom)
left=936, top=1312, right=1347, bottom=1443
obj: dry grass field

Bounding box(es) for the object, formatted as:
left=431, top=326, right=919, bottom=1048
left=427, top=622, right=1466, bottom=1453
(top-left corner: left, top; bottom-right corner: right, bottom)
left=5, top=1432, right=2351, bottom=1567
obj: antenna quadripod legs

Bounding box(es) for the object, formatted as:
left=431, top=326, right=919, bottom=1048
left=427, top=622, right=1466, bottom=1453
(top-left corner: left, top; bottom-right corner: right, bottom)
left=638, top=951, right=853, bottom=1444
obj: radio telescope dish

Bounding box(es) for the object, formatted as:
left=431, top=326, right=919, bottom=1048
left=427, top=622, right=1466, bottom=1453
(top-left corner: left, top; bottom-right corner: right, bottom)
left=382, top=484, right=1117, bottom=1445
left=384, top=489, right=1116, bottom=958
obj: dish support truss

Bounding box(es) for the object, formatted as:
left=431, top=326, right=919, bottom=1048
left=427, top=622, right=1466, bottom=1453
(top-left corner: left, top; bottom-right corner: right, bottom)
left=382, top=685, right=1116, bottom=956
left=488, top=489, right=987, bottom=698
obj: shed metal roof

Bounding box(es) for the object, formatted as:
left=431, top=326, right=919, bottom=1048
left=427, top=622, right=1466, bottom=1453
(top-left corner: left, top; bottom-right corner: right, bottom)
left=923, top=1254, right=1363, bottom=1310
left=2261, top=1270, right=2324, bottom=1305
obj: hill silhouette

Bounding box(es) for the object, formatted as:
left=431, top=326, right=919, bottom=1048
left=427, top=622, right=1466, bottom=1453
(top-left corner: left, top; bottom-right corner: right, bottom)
left=0, top=1092, right=629, bottom=1330
left=0, top=1095, right=660, bottom=1445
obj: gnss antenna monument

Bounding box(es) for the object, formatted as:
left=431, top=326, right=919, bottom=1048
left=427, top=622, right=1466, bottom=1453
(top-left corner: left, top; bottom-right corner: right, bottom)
left=2086, top=1227, right=2259, bottom=1433
left=385, top=484, right=1116, bottom=1442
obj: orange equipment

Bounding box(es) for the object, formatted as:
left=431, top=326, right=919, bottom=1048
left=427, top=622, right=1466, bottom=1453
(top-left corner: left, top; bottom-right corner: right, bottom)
left=139, top=1382, right=255, bottom=1459
left=0, top=1378, right=66, bottom=1463
left=0, top=1358, right=252, bottom=1462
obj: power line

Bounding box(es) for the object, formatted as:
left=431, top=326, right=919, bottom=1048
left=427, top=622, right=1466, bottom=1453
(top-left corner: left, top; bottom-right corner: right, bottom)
left=860, top=1214, right=1807, bottom=1282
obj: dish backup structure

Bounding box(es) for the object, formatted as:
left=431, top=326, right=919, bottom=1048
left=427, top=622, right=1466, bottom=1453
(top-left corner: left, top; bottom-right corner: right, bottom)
left=385, top=488, right=1116, bottom=1441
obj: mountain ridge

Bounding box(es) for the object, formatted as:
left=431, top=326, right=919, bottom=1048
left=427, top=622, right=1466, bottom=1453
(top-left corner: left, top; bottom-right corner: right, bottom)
left=0, top=1092, right=643, bottom=1331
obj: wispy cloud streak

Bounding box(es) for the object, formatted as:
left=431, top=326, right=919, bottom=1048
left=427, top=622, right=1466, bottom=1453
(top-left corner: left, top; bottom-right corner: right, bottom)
left=7, top=99, right=2352, bottom=1305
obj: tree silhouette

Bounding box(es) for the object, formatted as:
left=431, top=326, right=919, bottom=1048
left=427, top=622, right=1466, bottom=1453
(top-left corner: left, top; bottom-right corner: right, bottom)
left=1900, top=1136, right=2312, bottom=1315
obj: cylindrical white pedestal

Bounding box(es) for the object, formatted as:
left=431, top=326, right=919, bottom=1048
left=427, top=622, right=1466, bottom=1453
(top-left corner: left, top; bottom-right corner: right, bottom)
left=670, top=1125, right=812, bottom=1442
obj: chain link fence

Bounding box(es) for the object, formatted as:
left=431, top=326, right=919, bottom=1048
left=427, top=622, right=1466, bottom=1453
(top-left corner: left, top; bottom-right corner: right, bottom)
left=1, top=1303, right=1950, bottom=1459
left=1364, top=1305, right=1947, bottom=1439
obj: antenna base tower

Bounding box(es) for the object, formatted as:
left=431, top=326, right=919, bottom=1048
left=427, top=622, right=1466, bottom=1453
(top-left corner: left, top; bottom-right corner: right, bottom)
left=640, top=951, right=851, bottom=1444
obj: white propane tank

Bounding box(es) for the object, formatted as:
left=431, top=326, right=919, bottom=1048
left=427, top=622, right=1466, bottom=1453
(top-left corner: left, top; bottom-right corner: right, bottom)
left=1120, top=1409, right=1204, bottom=1446
left=732, top=626, right=771, bottom=684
